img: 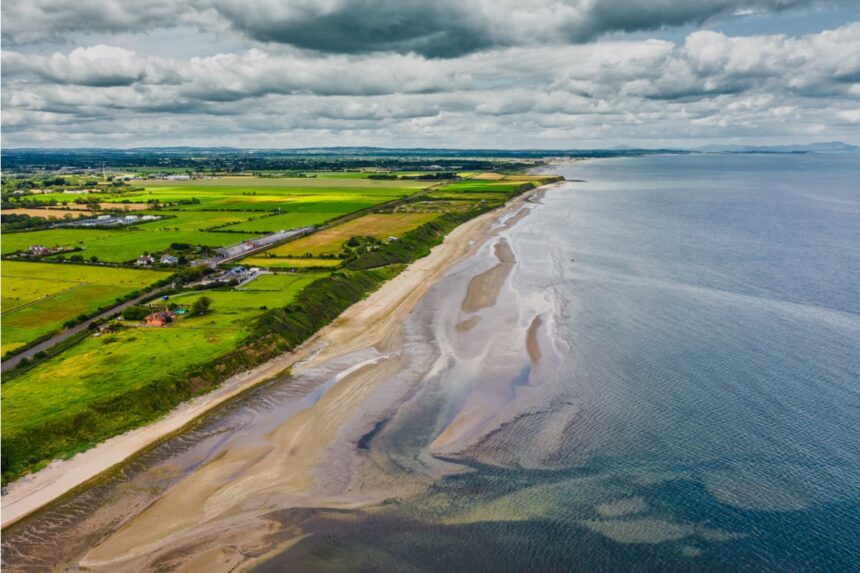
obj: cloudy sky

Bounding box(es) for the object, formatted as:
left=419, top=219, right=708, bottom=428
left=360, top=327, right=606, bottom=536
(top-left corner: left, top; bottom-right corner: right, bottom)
left=2, top=0, right=859, bottom=149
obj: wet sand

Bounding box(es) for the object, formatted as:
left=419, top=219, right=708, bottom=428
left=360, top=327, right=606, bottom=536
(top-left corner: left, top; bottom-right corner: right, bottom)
left=527, top=315, right=543, bottom=365
left=461, top=239, right=516, bottom=313
left=1, top=185, right=558, bottom=531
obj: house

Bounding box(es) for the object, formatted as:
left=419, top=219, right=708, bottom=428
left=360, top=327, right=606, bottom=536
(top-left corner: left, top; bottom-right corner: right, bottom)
left=124, top=215, right=139, bottom=222
left=135, top=254, right=155, bottom=266
left=144, top=309, right=174, bottom=326
left=28, top=245, right=52, bottom=256
left=97, top=215, right=112, bottom=221
left=160, top=254, right=179, bottom=265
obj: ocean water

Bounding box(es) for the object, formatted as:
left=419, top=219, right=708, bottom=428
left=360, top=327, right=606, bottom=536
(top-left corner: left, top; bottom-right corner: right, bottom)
left=4, top=154, right=859, bottom=572
left=260, top=154, right=860, bottom=571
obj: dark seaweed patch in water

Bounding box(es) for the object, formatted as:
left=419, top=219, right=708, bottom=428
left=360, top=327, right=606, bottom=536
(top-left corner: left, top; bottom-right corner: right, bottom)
left=252, top=464, right=860, bottom=573
left=357, top=416, right=391, bottom=451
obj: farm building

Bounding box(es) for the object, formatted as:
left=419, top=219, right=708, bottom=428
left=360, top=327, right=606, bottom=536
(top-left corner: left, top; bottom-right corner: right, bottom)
left=144, top=309, right=174, bottom=326
left=160, top=254, right=179, bottom=265
left=28, top=245, right=51, bottom=256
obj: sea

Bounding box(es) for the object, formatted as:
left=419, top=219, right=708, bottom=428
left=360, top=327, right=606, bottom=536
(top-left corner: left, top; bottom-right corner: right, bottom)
left=261, top=153, right=860, bottom=571
left=4, top=153, right=859, bottom=572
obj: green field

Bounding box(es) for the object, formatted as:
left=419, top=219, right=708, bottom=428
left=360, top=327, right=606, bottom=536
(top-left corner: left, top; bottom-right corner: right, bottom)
left=15, top=177, right=427, bottom=212
left=2, top=229, right=116, bottom=254
left=1, top=261, right=170, bottom=354
left=105, top=177, right=424, bottom=212
left=51, top=230, right=262, bottom=262
left=241, top=257, right=344, bottom=269
left=426, top=191, right=511, bottom=201
left=2, top=227, right=263, bottom=263
left=135, top=211, right=258, bottom=231
left=435, top=181, right=525, bottom=192
left=161, top=194, right=397, bottom=213
left=217, top=211, right=335, bottom=233
left=2, top=272, right=324, bottom=446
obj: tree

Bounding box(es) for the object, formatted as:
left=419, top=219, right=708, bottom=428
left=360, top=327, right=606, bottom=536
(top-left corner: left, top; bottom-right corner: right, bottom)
left=191, top=296, right=212, bottom=316
left=122, top=306, right=150, bottom=321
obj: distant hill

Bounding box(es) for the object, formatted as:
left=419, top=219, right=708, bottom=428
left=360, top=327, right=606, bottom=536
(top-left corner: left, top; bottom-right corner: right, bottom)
left=696, top=141, right=859, bottom=153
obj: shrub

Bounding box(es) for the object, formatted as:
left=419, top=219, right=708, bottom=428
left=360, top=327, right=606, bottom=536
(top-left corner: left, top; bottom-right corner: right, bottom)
left=191, top=296, right=212, bottom=315
left=122, top=306, right=151, bottom=321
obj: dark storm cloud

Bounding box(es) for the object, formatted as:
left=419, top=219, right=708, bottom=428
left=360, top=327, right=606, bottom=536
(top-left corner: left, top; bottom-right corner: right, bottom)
left=209, top=0, right=492, bottom=58
left=4, top=0, right=854, bottom=55
left=200, top=0, right=860, bottom=56
left=567, top=0, right=820, bottom=40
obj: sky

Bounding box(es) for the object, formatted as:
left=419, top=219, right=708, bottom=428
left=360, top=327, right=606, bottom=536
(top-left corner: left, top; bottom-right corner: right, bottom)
left=2, top=0, right=860, bottom=149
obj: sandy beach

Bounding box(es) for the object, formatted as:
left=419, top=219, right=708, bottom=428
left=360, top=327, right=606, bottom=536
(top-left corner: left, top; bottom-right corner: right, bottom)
left=1, top=183, right=558, bottom=530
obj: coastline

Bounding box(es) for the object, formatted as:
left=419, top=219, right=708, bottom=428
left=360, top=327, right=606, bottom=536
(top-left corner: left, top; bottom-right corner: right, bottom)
left=1, top=182, right=559, bottom=529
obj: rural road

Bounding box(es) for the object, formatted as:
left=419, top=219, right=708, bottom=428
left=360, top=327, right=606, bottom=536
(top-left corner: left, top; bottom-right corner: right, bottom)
left=1, top=287, right=168, bottom=373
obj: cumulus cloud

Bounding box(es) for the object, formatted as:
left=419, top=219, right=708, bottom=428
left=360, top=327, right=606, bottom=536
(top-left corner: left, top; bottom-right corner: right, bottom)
left=1, top=0, right=197, bottom=45
left=6, top=23, right=858, bottom=100
left=2, top=45, right=181, bottom=87
left=1, top=2, right=858, bottom=147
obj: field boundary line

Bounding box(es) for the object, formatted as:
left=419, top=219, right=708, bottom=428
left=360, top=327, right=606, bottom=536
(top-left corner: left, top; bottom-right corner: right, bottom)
left=1, top=283, right=90, bottom=315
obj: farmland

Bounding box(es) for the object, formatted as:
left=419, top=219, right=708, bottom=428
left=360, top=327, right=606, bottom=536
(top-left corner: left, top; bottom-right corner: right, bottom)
left=2, top=208, right=95, bottom=219
left=102, top=177, right=424, bottom=212
left=1, top=261, right=170, bottom=353
left=48, top=230, right=262, bottom=263
left=1, top=271, right=323, bottom=473
left=241, top=256, right=344, bottom=269
left=1, top=167, right=560, bottom=483
left=3, top=228, right=263, bottom=263
left=2, top=228, right=116, bottom=255
left=264, top=213, right=440, bottom=257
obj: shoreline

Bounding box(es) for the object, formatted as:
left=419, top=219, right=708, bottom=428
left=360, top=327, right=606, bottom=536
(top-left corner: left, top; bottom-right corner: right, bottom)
left=1, top=182, right=559, bottom=529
